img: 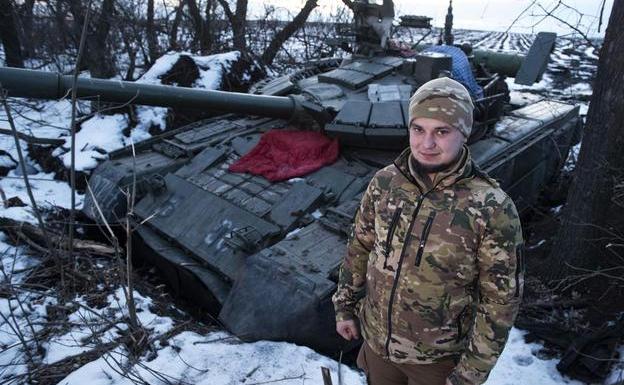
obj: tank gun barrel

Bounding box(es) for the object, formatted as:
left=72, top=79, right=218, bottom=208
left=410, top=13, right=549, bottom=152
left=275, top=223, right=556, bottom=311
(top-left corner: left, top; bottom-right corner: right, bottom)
left=0, top=67, right=303, bottom=121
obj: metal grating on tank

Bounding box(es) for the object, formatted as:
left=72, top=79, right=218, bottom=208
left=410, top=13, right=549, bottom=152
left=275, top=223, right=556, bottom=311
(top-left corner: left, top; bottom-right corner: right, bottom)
left=174, top=119, right=240, bottom=144
left=187, top=155, right=293, bottom=217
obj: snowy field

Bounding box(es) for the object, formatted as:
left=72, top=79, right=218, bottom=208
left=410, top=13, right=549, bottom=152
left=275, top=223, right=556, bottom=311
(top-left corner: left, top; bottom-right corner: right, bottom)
left=0, top=30, right=617, bottom=385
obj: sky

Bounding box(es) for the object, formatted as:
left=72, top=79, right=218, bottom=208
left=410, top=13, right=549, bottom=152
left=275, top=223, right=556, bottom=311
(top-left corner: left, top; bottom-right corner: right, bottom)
left=247, top=0, right=613, bottom=38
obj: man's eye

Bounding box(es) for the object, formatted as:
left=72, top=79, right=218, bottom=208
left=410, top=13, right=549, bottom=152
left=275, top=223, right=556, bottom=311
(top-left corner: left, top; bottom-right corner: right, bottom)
left=410, top=126, right=423, bottom=132
left=436, top=129, right=449, bottom=136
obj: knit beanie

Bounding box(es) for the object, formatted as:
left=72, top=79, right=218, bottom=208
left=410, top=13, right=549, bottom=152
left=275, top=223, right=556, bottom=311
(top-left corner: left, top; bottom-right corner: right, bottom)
left=408, top=77, right=474, bottom=137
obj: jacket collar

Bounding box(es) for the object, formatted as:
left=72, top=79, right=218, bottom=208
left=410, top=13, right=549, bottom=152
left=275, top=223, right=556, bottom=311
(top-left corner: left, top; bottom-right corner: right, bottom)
left=393, top=145, right=473, bottom=193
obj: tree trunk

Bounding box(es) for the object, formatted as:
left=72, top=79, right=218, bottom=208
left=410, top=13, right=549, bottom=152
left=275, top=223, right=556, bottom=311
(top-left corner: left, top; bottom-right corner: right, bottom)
left=67, top=0, right=116, bottom=78
left=50, top=0, right=70, bottom=54
left=146, top=0, right=159, bottom=64
left=86, top=0, right=116, bottom=79
left=217, top=0, right=247, bottom=53
left=0, top=0, right=24, bottom=68
left=261, top=0, right=318, bottom=66
left=18, top=0, right=34, bottom=57
left=546, top=0, right=624, bottom=307
left=187, top=0, right=210, bottom=54
left=232, top=0, right=247, bottom=53
left=169, top=0, right=184, bottom=51
left=122, top=30, right=137, bottom=80
left=341, top=0, right=355, bottom=11
left=204, top=0, right=214, bottom=53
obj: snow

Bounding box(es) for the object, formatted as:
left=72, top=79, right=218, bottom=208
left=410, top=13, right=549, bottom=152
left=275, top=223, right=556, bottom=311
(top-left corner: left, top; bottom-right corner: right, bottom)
left=0, top=170, right=83, bottom=223
left=58, top=331, right=366, bottom=385
left=286, top=227, right=303, bottom=238
left=0, top=241, right=55, bottom=380
left=485, top=329, right=585, bottom=385
left=60, top=114, right=129, bottom=170
left=0, top=153, right=15, bottom=168
left=135, top=52, right=184, bottom=85
left=605, top=345, right=624, bottom=385
left=584, top=46, right=599, bottom=60
left=44, top=282, right=365, bottom=385
left=564, top=142, right=582, bottom=172
left=508, top=91, right=543, bottom=107
left=137, top=51, right=240, bottom=90
left=134, top=106, right=168, bottom=136
left=562, top=82, right=593, bottom=97
left=43, top=287, right=173, bottom=365
left=49, top=323, right=612, bottom=385
left=193, top=51, right=241, bottom=89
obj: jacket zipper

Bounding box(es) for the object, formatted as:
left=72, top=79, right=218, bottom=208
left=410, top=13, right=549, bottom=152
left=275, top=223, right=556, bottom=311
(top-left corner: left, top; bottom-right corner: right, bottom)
left=385, top=195, right=424, bottom=358
left=382, top=163, right=462, bottom=359
left=383, top=204, right=404, bottom=269
left=414, top=211, right=436, bottom=266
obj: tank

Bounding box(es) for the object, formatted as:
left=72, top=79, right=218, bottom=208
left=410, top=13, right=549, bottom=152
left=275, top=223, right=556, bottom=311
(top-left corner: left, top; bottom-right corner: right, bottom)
left=0, top=1, right=581, bottom=354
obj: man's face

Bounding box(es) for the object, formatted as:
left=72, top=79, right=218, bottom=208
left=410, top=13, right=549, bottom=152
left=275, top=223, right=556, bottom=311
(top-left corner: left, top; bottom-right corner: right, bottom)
left=409, top=117, right=466, bottom=173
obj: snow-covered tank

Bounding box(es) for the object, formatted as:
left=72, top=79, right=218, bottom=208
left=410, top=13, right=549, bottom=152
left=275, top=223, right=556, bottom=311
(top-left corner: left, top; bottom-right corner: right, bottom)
left=0, top=0, right=581, bottom=354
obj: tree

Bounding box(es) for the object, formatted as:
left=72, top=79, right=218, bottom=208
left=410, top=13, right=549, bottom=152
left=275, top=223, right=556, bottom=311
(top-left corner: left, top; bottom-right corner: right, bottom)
left=67, top=0, right=117, bottom=78
left=0, top=0, right=24, bottom=67
left=260, top=0, right=318, bottom=66
left=17, top=0, right=35, bottom=58
left=146, top=0, right=160, bottom=64
left=168, top=0, right=184, bottom=51
left=217, top=0, right=248, bottom=53
left=546, top=0, right=624, bottom=315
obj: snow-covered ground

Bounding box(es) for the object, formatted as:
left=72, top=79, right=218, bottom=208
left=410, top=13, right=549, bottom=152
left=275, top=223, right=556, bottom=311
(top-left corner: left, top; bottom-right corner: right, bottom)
left=0, top=30, right=617, bottom=385
left=0, top=219, right=607, bottom=384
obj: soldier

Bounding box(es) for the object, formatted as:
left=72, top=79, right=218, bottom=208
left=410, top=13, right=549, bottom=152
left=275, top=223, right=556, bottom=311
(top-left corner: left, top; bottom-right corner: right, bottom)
left=332, top=77, right=524, bottom=385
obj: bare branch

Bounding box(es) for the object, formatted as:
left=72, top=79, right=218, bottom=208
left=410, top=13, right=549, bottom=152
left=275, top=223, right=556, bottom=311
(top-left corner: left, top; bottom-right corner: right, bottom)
left=0, top=128, right=65, bottom=146
left=504, top=0, right=538, bottom=34
left=69, top=0, right=92, bottom=274
left=534, top=2, right=596, bottom=49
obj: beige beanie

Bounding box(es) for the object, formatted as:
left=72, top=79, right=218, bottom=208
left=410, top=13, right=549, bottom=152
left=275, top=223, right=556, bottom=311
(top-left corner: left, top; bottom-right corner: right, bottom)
left=408, top=77, right=474, bottom=137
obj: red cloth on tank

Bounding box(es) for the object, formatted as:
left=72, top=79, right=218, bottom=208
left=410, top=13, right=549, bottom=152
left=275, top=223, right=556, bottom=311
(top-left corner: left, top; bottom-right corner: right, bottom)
left=229, top=130, right=339, bottom=182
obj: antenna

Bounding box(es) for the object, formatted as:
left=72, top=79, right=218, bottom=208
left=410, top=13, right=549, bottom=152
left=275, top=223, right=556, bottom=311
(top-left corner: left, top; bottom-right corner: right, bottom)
left=444, top=0, right=454, bottom=45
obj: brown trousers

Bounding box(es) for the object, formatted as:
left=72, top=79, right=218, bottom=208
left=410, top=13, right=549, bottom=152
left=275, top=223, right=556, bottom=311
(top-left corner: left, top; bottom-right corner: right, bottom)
left=356, top=342, right=456, bottom=385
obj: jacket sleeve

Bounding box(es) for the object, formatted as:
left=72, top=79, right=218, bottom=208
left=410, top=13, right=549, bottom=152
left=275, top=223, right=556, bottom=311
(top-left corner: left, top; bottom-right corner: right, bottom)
left=448, top=196, right=524, bottom=385
left=332, top=176, right=379, bottom=322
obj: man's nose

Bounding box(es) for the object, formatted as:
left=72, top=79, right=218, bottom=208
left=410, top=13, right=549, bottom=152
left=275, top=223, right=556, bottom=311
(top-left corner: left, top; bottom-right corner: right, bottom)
left=423, top=133, right=436, bottom=149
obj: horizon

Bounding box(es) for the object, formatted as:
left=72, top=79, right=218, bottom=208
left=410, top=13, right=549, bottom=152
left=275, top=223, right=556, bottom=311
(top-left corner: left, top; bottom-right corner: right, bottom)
left=246, top=0, right=613, bottom=38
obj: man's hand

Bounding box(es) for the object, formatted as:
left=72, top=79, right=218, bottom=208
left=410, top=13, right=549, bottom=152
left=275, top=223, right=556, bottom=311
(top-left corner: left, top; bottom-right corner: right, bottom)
left=336, top=319, right=360, bottom=340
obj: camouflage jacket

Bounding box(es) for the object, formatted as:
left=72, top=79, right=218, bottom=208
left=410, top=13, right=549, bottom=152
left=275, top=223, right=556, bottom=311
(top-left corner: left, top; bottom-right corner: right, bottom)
left=332, top=147, right=524, bottom=385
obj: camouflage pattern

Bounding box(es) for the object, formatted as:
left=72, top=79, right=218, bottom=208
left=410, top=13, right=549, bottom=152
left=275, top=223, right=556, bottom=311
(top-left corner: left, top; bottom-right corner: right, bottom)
left=332, top=146, right=524, bottom=385
left=408, top=77, right=474, bottom=137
